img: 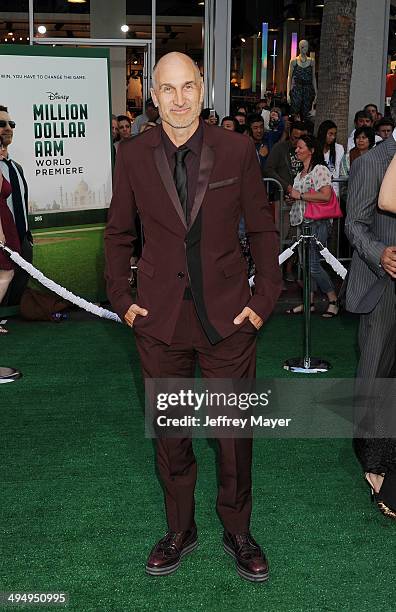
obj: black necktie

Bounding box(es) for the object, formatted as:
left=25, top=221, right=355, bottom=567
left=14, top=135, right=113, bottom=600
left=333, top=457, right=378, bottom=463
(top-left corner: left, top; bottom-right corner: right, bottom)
left=3, top=159, right=26, bottom=242
left=174, top=146, right=189, bottom=223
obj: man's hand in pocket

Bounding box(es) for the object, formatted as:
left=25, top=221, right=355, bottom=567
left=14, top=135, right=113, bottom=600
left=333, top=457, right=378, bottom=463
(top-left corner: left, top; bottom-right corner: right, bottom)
left=124, top=303, right=148, bottom=327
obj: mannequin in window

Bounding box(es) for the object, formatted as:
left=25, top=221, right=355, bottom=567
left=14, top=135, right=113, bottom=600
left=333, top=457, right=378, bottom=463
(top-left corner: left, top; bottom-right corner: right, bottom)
left=287, top=40, right=317, bottom=119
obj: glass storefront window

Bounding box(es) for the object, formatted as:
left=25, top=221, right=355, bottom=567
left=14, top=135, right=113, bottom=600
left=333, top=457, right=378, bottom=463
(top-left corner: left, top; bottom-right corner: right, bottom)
left=1, top=1, right=29, bottom=44
left=30, top=0, right=90, bottom=40
left=2, top=0, right=204, bottom=114
left=156, top=0, right=205, bottom=69
left=230, top=0, right=322, bottom=113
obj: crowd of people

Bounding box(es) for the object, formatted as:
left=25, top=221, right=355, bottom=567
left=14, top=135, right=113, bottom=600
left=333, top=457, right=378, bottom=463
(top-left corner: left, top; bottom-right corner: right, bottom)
left=112, top=96, right=394, bottom=187
left=213, top=98, right=394, bottom=320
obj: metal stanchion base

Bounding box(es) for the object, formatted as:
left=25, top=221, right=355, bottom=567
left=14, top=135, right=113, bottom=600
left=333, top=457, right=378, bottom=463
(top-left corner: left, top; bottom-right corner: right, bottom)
left=0, top=367, right=22, bottom=384
left=283, top=357, right=331, bottom=374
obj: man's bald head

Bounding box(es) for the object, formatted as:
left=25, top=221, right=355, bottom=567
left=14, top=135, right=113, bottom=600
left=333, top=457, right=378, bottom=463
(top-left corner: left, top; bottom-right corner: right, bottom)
left=152, top=52, right=202, bottom=90
left=150, top=52, right=204, bottom=131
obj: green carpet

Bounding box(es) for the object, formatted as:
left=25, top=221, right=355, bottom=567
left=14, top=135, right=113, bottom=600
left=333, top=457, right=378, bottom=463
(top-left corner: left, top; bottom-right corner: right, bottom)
left=31, top=224, right=106, bottom=302
left=1, top=313, right=395, bottom=612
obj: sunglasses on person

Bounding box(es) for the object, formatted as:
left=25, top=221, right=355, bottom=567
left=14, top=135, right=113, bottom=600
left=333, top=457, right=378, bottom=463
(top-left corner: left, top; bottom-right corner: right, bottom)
left=0, top=120, right=16, bottom=128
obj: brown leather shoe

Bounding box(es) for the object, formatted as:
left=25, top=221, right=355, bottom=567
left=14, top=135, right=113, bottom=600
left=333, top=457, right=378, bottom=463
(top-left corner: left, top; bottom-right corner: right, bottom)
left=223, top=531, right=269, bottom=582
left=145, top=526, right=198, bottom=576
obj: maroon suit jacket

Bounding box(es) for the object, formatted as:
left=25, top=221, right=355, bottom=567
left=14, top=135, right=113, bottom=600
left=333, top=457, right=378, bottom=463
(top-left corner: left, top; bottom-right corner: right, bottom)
left=104, top=122, right=282, bottom=344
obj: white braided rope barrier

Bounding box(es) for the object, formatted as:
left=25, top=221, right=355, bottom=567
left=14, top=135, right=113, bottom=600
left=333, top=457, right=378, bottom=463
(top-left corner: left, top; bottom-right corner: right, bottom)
left=317, top=245, right=347, bottom=280
left=2, top=233, right=346, bottom=318
left=249, top=234, right=347, bottom=287
left=278, top=238, right=302, bottom=266
left=0, top=241, right=122, bottom=323
left=278, top=235, right=347, bottom=279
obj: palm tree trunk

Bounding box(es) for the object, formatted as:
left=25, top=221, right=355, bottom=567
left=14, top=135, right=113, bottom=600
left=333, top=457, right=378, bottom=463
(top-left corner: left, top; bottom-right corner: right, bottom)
left=315, top=0, right=357, bottom=147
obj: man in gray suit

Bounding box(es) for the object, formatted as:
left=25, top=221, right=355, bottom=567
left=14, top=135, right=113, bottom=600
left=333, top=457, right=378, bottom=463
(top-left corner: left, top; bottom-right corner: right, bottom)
left=345, top=92, right=396, bottom=489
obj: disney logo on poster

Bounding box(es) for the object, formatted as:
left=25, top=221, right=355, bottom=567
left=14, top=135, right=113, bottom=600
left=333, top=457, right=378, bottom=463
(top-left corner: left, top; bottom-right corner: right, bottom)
left=46, top=92, right=70, bottom=102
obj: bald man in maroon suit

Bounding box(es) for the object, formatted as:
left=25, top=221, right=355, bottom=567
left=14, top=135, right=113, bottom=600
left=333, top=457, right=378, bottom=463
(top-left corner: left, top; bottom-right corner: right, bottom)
left=105, top=52, right=282, bottom=582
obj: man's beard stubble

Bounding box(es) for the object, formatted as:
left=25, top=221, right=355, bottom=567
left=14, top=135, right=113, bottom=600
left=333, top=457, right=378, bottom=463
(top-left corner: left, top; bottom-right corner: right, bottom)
left=0, top=134, right=12, bottom=146
left=159, top=100, right=203, bottom=130
left=161, top=115, right=198, bottom=130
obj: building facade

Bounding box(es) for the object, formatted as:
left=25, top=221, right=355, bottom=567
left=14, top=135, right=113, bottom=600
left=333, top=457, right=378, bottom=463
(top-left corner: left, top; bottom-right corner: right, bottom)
left=0, top=1, right=395, bottom=128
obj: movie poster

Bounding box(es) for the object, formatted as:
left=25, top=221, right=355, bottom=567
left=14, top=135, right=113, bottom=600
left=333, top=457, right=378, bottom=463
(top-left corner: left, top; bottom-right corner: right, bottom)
left=0, top=46, right=112, bottom=303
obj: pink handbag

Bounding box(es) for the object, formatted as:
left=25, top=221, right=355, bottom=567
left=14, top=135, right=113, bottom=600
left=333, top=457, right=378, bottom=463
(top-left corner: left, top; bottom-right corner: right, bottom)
left=304, top=188, right=343, bottom=220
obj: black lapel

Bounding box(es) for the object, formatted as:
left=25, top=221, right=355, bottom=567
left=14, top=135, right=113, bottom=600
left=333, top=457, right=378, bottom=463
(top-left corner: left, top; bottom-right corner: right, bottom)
left=153, top=144, right=187, bottom=230
left=189, top=142, right=215, bottom=229
left=12, top=160, right=28, bottom=213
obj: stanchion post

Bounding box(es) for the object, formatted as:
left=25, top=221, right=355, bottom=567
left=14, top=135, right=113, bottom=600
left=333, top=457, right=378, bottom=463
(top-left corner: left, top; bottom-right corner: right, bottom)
left=302, top=223, right=312, bottom=369
left=284, top=223, right=331, bottom=374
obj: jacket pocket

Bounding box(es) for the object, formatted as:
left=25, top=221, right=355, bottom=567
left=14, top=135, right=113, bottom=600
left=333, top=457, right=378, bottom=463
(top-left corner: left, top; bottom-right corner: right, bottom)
left=138, top=258, right=155, bottom=278
left=208, top=177, right=239, bottom=190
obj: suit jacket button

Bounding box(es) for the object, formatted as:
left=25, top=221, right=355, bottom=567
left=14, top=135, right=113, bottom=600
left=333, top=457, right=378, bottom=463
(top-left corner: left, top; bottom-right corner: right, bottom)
left=177, top=272, right=185, bottom=279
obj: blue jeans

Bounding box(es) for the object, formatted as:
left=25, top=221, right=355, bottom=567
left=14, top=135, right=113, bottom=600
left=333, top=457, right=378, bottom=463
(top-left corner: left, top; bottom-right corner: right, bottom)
left=308, top=220, right=334, bottom=294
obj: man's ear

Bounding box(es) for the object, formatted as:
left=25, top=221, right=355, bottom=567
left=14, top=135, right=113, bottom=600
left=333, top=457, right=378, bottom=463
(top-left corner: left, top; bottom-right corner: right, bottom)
left=150, top=88, right=158, bottom=108
left=199, top=82, right=204, bottom=107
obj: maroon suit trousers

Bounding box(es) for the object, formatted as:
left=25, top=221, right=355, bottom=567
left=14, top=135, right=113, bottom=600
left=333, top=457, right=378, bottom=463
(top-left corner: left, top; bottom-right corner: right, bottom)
left=134, top=299, right=257, bottom=533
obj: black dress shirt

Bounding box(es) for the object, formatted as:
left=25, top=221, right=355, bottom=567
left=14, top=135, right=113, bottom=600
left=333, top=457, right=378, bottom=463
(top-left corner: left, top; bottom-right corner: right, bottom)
left=162, top=120, right=204, bottom=223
